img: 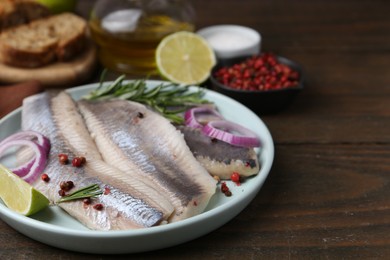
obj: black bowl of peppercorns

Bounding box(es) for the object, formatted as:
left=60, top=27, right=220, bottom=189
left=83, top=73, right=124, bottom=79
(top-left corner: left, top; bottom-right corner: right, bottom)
left=209, top=52, right=304, bottom=114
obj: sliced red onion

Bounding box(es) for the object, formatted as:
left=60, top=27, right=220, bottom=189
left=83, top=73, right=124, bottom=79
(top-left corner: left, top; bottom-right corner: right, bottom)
left=0, top=130, right=50, bottom=153
left=0, top=140, right=48, bottom=183
left=11, top=159, right=35, bottom=178
left=0, top=131, right=50, bottom=177
left=0, top=131, right=50, bottom=183
left=202, top=120, right=261, bottom=148
left=184, top=107, right=224, bottom=129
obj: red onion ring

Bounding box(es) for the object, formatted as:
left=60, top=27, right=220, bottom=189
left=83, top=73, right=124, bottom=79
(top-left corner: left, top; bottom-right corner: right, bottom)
left=11, top=159, right=36, bottom=178
left=202, top=120, right=261, bottom=148
left=0, top=131, right=50, bottom=183
left=0, top=130, right=50, bottom=152
left=184, top=106, right=224, bottom=129
left=0, top=139, right=47, bottom=183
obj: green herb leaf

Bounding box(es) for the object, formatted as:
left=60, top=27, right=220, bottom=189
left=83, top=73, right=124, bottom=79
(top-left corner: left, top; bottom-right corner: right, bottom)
left=83, top=72, right=211, bottom=124
left=56, top=184, right=103, bottom=204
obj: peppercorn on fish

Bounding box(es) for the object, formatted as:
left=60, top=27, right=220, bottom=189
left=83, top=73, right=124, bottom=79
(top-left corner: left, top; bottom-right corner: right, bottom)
left=22, top=92, right=174, bottom=230
left=77, top=98, right=217, bottom=222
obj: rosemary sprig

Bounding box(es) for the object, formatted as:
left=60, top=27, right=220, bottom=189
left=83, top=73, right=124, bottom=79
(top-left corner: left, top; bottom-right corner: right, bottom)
left=83, top=73, right=211, bottom=124
left=56, top=184, right=103, bottom=204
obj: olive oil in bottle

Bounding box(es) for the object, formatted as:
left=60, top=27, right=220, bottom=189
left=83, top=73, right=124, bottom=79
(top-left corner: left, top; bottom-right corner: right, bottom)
left=89, top=0, right=195, bottom=76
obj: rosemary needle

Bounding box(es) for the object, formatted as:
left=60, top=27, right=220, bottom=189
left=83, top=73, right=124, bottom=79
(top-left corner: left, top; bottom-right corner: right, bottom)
left=56, top=184, right=103, bottom=204
left=83, top=73, right=211, bottom=124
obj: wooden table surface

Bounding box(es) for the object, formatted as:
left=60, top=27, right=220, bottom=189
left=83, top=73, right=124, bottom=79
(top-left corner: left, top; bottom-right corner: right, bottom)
left=0, top=0, right=389, bottom=259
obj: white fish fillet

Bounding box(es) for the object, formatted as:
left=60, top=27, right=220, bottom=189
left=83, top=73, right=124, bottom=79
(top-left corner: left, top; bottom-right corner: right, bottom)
left=77, top=98, right=217, bottom=222
left=22, top=92, right=173, bottom=230
left=177, top=126, right=260, bottom=179
left=52, top=92, right=174, bottom=221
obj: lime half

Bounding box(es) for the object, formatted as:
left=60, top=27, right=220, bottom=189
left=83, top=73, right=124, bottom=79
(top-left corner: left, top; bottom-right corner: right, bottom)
left=36, top=0, right=76, bottom=14
left=156, top=31, right=216, bottom=85
left=0, top=164, right=49, bottom=216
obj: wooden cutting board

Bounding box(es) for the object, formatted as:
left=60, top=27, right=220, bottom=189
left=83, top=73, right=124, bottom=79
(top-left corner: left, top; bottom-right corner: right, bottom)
left=0, top=43, right=97, bottom=88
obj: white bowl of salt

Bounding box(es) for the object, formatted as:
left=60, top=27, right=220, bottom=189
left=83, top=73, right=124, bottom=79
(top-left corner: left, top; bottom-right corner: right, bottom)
left=197, top=25, right=261, bottom=59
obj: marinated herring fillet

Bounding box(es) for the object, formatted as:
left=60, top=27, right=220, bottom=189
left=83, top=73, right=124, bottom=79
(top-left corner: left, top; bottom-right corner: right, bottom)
left=22, top=92, right=172, bottom=230
left=51, top=91, right=174, bottom=221
left=177, top=126, right=260, bottom=179
left=77, top=99, right=217, bottom=222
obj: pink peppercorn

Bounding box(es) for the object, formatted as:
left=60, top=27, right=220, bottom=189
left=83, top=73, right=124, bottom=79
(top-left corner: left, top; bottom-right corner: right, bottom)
left=214, top=53, right=299, bottom=91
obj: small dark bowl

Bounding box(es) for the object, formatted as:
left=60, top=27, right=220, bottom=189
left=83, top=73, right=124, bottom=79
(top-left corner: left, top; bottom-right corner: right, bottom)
left=209, top=55, right=304, bottom=114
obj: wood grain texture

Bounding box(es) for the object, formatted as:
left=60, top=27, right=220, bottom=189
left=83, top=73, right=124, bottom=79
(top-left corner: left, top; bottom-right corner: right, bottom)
left=0, top=81, right=43, bottom=118
left=0, top=0, right=389, bottom=258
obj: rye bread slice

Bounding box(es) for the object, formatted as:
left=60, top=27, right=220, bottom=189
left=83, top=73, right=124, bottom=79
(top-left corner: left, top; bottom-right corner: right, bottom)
left=0, top=12, right=87, bottom=68
left=0, top=0, right=50, bottom=32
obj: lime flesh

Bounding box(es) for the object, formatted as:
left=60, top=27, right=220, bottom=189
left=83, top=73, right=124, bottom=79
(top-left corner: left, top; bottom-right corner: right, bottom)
left=156, top=31, right=216, bottom=85
left=0, top=164, right=49, bottom=216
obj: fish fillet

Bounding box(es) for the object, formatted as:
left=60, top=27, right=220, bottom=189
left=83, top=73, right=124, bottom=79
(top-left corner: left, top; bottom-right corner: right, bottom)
left=51, top=91, right=174, bottom=221
left=177, top=126, right=260, bottom=179
left=22, top=92, right=173, bottom=230
left=77, top=99, right=217, bottom=222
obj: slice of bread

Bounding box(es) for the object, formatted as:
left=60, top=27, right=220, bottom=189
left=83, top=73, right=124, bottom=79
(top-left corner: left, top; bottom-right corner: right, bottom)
left=0, top=12, right=87, bottom=68
left=50, top=13, right=88, bottom=61
left=0, top=0, right=51, bottom=32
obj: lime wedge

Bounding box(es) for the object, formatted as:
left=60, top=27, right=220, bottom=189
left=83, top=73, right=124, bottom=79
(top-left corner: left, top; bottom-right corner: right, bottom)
left=156, top=31, right=216, bottom=85
left=0, top=164, right=49, bottom=216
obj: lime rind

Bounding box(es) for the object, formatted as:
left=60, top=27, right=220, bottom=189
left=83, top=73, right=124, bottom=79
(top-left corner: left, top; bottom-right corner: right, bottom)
left=26, top=188, right=50, bottom=216
left=37, top=0, right=76, bottom=14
